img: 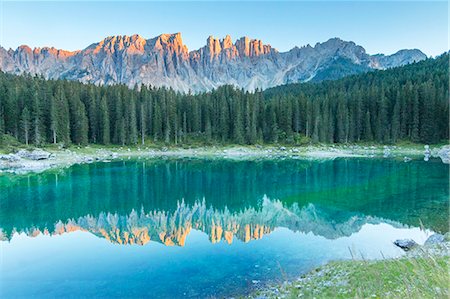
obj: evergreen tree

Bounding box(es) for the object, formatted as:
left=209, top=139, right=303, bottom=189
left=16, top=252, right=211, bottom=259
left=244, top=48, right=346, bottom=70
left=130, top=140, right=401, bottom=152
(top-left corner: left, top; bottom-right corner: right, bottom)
left=20, top=107, right=31, bottom=145
left=98, top=95, right=110, bottom=144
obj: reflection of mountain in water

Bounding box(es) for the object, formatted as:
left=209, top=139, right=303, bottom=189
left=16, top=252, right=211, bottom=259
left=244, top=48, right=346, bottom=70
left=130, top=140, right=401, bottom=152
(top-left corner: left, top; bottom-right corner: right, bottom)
left=1, top=158, right=448, bottom=242
left=0, top=197, right=402, bottom=245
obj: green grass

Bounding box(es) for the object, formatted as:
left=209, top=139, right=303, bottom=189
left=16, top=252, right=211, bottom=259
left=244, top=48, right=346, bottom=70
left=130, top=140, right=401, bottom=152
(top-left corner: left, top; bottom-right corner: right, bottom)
left=253, top=248, right=449, bottom=298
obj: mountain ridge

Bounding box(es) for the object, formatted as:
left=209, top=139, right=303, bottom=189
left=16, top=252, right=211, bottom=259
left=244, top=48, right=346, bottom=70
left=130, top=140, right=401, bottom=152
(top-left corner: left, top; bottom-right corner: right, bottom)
left=0, top=33, right=427, bottom=92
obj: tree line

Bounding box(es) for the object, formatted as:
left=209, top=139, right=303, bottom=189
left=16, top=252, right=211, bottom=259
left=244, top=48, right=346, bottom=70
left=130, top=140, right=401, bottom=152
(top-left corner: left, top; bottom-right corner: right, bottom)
left=0, top=54, right=448, bottom=147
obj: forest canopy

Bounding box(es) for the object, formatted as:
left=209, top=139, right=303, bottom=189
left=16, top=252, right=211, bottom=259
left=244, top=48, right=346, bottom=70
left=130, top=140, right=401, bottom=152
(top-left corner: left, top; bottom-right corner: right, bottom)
left=0, top=54, right=448, bottom=146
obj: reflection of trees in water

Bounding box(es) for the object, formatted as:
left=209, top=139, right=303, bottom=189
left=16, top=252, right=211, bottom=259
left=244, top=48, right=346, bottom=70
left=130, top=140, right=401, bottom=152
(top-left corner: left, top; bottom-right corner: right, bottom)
left=0, top=158, right=448, bottom=236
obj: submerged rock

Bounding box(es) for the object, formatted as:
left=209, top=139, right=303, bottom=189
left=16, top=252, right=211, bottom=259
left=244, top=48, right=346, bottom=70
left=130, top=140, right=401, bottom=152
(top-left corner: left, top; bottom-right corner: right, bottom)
left=424, top=234, right=445, bottom=245
left=394, top=239, right=418, bottom=251
left=17, top=149, right=52, bottom=160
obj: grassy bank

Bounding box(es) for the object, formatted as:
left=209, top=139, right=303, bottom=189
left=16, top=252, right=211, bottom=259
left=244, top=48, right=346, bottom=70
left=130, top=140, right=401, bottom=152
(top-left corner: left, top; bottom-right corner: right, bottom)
left=251, top=244, right=449, bottom=298
left=0, top=139, right=448, bottom=174
left=0, top=138, right=443, bottom=156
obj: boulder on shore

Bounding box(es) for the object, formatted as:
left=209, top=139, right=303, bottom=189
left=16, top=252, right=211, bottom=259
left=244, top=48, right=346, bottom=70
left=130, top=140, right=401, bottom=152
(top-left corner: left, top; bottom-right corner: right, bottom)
left=438, top=145, right=450, bottom=164
left=394, top=239, right=418, bottom=251
left=0, top=153, right=20, bottom=162
left=17, top=149, right=52, bottom=160
left=424, top=234, right=445, bottom=245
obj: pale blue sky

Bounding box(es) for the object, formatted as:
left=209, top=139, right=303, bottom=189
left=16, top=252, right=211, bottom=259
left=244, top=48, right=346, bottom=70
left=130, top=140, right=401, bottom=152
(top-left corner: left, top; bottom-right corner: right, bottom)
left=0, top=1, right=447, bottom=56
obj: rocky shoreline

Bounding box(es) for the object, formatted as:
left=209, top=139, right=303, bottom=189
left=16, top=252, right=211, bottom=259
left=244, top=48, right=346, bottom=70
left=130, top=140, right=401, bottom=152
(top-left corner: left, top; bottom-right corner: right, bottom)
left=0, top=144, right=449, bottom=174
left=250, top=233, right=450, bottom=299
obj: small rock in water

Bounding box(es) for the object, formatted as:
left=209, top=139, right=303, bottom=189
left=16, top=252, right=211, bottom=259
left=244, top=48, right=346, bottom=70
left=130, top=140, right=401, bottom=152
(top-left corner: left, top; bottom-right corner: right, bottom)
left=424, top=234, right=445, bottom=245
left=403, top=156, right=412, bottom=162
left=394, top=239, right=418, bottom=251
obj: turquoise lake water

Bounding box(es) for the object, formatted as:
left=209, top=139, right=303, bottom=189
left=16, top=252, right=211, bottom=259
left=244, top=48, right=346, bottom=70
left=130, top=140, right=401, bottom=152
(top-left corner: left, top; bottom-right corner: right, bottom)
left=0, top=157, right=448, bottom=298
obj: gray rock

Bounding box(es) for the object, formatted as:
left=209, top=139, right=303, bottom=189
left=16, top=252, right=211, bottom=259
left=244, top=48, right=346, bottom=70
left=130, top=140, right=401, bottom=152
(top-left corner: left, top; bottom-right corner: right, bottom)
left=394, top=239, right=418, bottom=251
left=17, top=149, right=52, bottom=160
left=444, top=232, right=450, bottom=242
left=438, top=145, right=450, bottom=164
left=0, top=154, right=20, bottom=162
left=424, top=234, right=445, bottom=245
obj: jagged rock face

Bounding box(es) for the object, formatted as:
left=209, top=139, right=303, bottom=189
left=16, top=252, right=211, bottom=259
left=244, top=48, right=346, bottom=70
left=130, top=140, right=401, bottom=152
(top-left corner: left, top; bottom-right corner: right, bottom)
left=0, top=33, right=427, bottom=92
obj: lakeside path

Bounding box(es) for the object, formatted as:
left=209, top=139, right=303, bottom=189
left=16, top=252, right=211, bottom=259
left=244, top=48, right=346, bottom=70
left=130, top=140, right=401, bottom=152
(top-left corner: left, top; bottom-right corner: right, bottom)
left=0, top=144, right=449, bottom=174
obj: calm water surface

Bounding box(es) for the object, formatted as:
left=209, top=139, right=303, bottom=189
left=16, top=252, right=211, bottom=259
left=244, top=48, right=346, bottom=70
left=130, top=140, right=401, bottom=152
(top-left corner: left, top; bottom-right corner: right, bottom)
left=0, top=157, right=448, bottom=298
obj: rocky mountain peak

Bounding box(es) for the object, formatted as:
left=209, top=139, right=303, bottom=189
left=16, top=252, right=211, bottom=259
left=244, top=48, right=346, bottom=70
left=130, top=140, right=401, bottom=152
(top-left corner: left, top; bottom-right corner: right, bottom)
left=86, top=34, right=147, bottom=55
left=204, top=35, right=239, bottom=59
left=151, top=32, right=188, bottom=56
left=17, top=45, right=33, bottom=52
left=222, top=35, right=233, bottom=49
left=206, top=35, right=222, bottom=57
left=0, top=33, right=428, bottom=92
left=235, top=36, right=274, bottom=57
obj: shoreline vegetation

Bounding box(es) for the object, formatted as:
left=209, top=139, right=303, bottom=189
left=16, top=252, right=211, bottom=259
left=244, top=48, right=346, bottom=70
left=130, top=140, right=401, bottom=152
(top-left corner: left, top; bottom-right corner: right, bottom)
left=0, top=143, right=449, bottom=174
left=250, top=240, right=450, bottom=299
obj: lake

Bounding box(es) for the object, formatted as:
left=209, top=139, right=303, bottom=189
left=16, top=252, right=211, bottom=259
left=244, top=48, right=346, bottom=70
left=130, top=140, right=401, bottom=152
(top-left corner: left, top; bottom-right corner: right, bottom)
left=0, top=157, right=448, bottom=298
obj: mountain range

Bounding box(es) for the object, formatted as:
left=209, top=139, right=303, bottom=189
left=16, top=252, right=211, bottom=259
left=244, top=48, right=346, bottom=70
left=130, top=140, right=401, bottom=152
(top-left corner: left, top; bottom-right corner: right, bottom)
left=0, top=33, right=427, bottom=92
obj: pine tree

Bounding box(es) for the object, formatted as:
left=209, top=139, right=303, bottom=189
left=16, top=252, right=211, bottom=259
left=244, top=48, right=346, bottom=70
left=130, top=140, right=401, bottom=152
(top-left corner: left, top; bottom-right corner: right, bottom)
left=31, top=86, right=42, bottom=145
left=86, top=86, right=98, bottom=143
left=98, top=95, right=110, bottom=144
left=364, top=111, right=373, bottom=141
left=50, top=95, right=58, bottom=144
left=20, top=107, right=31, bottom=145
left=376, top=93, right=389, bottom=143
left=391, top=96, right=400, bottom=143
left=153, top=100, right=162, bottom=142
left=218, top=94, right=229, bottom=142
left=129, top=95, right=138, bottom=144
left=140, top=102, right=147, bottom=145
left=411, top=90, right=420, bottom=142
left=233, top=98, right=244, bottom=144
